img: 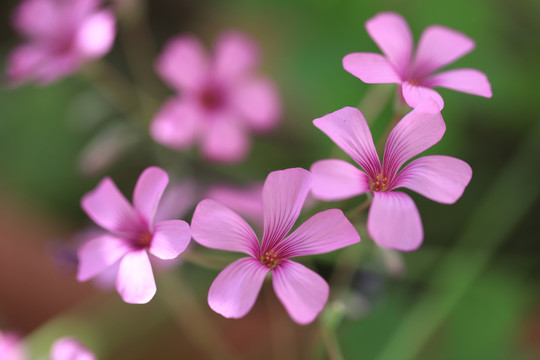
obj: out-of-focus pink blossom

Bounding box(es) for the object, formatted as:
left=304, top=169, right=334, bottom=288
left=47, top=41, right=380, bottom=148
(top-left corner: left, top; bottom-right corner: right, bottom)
left=151, top=30, right=281, bottom=163
left=50, top=337, right=95, bottom=360
left=205, top=183, right=264, bottom=228
left=343, top=12, right=492, bottom=109
left=192, top=168, right=360, bottom=324
left=0, top=331, right=26, bottom=360
left=7, top=0, right=115, bottom=86
left=77, top=167, right=191, bottom=304
left=310, top=103, right=472, bottom=251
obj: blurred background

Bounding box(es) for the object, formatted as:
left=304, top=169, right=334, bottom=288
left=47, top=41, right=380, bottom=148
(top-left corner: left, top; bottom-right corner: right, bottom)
left=1, top=0, right=539, bottom=359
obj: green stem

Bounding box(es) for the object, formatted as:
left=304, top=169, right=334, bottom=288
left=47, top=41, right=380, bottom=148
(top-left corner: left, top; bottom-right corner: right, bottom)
left=320, top=321, right=344, bottom=360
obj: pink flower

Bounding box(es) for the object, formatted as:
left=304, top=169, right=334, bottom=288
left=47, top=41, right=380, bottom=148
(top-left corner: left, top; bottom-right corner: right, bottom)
left=191, top=168, right=360, bottom=324
left=7, top=0, right=115, bottom=86
left=205, top=183, right=264, bottom=228
left=343, top=12, right=492, bottom=110
left=50, top=337, right=95, bottom=360
left=310, top=103, right=472, bottom=251
left=0, top=331, right=26, bottom=360
left=77, top=166, right=191, bottom=304
left=151, top=30, right=281, bottom=163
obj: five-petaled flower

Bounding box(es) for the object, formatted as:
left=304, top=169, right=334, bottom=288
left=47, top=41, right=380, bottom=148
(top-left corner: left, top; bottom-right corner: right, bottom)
left=191, top=168, right=360, bottom=324
left=151, top=30, right=281, bottom=163
left=77, top=166, right=191, bottom=304
left=343, top=12, right=492, bottom=110
left=310, top=102, right=472, bottom=251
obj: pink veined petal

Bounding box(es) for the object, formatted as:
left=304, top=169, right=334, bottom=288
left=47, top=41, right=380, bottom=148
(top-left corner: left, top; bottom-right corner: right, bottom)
left=149, top=220, right=191, bottom=260
left=412, top=25, right=475, bottom=79
left=208, top=257, right=269, bottom=319
left=200, top=115, right=250, bottom=163
left=365, top=12, right=413, bottom=78
left=206, top=183, right=263, bottom=228
left=342, top=52, right=402, bottom=83
left=81, top=177, right=140, bottom=235
left=50, top=337, right=96, bottom=360
left=154, top=180, right=198, bottom=223
left=133, top=166, right=169, bottom=228
left=150, top=98, right=200, bottom=150
left=426, top=68, right=492, bottom=98
left=77, top=234, right=131, bottom=281
left=310, top=159, right=371, bottom=201
left=367, top=191, right=423, bottom=251
left=155, top=35, right=209, bottom=91
left=383, top=101, right=445, bottom=182
left=392, top=155, right=472, bottom=204
left=191, top=199, right=259, bottom=256
left=275, top=209, right=360, bottom=258
left=213, top=30, right=259, bottom=82
left=230, top=76, right=281, bottom=132
left=116, top=250, right=156, bottom=304
left=261, top=168, right=312, bottom=252
left=75, top=10, right=115, bottom=59
left=401, top=81, right=445, bottom=110
left=313, top=107, right=381, bottom=178
left=272, top=260, right=329, bottom=325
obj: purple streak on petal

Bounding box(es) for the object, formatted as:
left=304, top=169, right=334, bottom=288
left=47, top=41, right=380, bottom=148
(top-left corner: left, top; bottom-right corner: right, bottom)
left=365, top=12, right=413, bottom=78
left=272, top=260, right=329, bottom=325
left=383, top=102, right=445, bottom=183
left=313, top=107, right=381, bottom=178
left=191, top=199, right=259, bottom=256
left=200, top=116, right=250, bottom=163
left=367, top=191, right=423, bottom=251
left=426, top=68, right=492, bottom=98
left=116, top=250, right=156, bottom=304
left=275, top=209, right=360, bottom=258
left=392, top=155, right=472, bottom=204
left=77, top=234, right=130, bottom=282
left=213, top=30, right=259, bottom=82
left=75, top=10, right=115, bottom=59
left=261, top=168, right=312, bottom=252
left=208, top=257, right=269, bottom=319
left=205, top=183, right=263, bottom=228
left=401, top=81, right=445, bottom=110
left=154, top=180, right=198, bottom=223
left=150, top=98, right=201, bottom=150
left=149, top=220, right=191, bottom=260
left=342, top=53, right=402, bottom=83
left=133, top=166, right=169, bottom=228
left=50, top=337, right=96, bottom=360
left=310, top=159, right=371, bottom=201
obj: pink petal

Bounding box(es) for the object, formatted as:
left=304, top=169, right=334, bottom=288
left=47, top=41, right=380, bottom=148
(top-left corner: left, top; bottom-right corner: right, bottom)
left=81, top=178, right=140, bottom=235
left=272, top=260, right=329, bottom=325
left=154, top=180, right=198, bottom=223
left=313, top=107, right=381, bottom=178
left=6, top=45, right=46, bottom=86
left=383, top=101, right=445, bottom=181
left=200, top=116, right=250, bottom=163
left=191, top=199, right=259, bottom=256
left=133, top=166, right=169, bottom=228
left=116, top=250, right=156, bottom=304
left=12, top=0, right=61, bottom=39
left=155, top=35, right=209, bottom=91
left=205, top=183, right=263, bottom=228
left=367, top=191, right=423, bottom=251
left=401, top=81, right=445, bottom=110
left=310, top=159, right=371, bottom=201
left=75, top=10, right=115, bottom=59
left=31, top=52, right=80, bottom=85
left=50, top=337, right=96, bottom=360
left=0, top=331, right=26, bottom=360
left=276, top=209, right=360, bottom=257
left=412, top=25, right=475, bottom=78
left=426, top=68, right=492, bottom=98
left=149, top=220, right=191, bottom=260
left=150, top=98, right=200, bottom=150
left=365, top=12, right=413, bottom=78
left=342, top=52, right=402, bottom=83
left=261, top=168, right=312, bottom=252
left=392, top=155, right=472, bottom=204
left=77, top=234, right=131, bottom=281
left=208, top=257, right=269, bottom=319
left=213, top=30, right=259, bottom=82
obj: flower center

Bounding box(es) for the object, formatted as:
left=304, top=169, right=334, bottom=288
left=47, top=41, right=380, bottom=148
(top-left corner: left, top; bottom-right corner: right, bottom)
left=199, top=86, right=225, bottom=112
left=408, top=79, right=420, bottom=86
left=260, top=249, right=280, bottom=269
left=370, top=174, right=388, bottom=191
left=135, top=231, right=153, bottom=249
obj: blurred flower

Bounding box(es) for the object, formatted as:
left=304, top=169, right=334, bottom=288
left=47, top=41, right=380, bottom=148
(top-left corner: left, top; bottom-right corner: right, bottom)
left=191, top=168, right=360, bottom=324
left=205, top=183, right=264, bottom=228
left=151, top=30, right=281, bottom=163
left=7, top=0, right=116, bottom=86
left=0, top=331, right=26, bottom=360
left=77, top=167, right=191, bottom=304
left=343, top=12, right=492, bottom=109
left=50, top=337, right=95, bottom=360
left=310, top=102, right=472, bottom=251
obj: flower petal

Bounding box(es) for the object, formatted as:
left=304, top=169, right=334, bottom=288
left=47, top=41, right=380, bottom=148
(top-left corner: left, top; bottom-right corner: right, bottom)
left=367, top=191, right=423, bottom=251
left=6, top=45, right=46, bottom=86
left=276, top=209, right=360, bottom=257
left=50, top=337, right=96, bottom=360
left=313, top=107, right=381, bottom=178
left=133, top=166, right=169, bottom=228
left=383, top=101, right=445, bottom=182
left=261, top=168, right=312, bottom=252
left=191, top=199, right=259, bottom=256
left=150, top=98, right=200, bottom=150
left=401, top=81, right=445, bottom=110
left=365, top=12, right=413, bottom=78
left=149, top=220, right=191, bottom=260
left=426, top=68, right=492, bottom=98
left=272, top=260, right=329, bottom=325
left=77, top=234, right=131, bottom=282
left=116, top=250, right=156, bottom=304
left=213, top=30, right=258, bottom=82
left=310, top=159, right=370, bottom=201
left=200, top=116, right=250, bottom=163
left=208, top=257, right=269, bottom=319
left=12, top=0, right=61, bottom=39
left=342, top=53, right=402, bottom=83
left=75, top=10, right=116, bottom=59
left=392, top=155, right=472, bottom=204
left=81, top=178, right=140, bottom=235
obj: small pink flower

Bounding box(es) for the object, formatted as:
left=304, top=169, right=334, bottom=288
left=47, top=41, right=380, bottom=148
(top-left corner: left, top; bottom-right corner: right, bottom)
left=192, top=168, right=360, bottom=324
left=343, top=12, right=492, bottom=109
left=7, top=0, right=115, bottom=86
left=50, top=337, right=95, bottom=360
left=151, top=30, right=281, bottom=163
left=77, top=166, right=191, bottom=304
left=310, top=102, right=472, bottom=251
left=0, top=331, right=26, bottom=360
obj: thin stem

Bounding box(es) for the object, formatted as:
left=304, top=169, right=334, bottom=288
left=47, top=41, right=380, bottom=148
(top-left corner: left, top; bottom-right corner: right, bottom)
left=320, top=322, right=344, bottom=360
left=345, top=197, right=372, bottom=221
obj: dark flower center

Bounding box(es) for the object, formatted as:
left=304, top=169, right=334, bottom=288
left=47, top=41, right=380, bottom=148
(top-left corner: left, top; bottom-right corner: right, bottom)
left=199, top=86, right=226, bottom=112
left=370, top=174, right=388, bottom=191
left=135, top=231, right=153, bottom=249
left=260, top=249, right=280, bottom=269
